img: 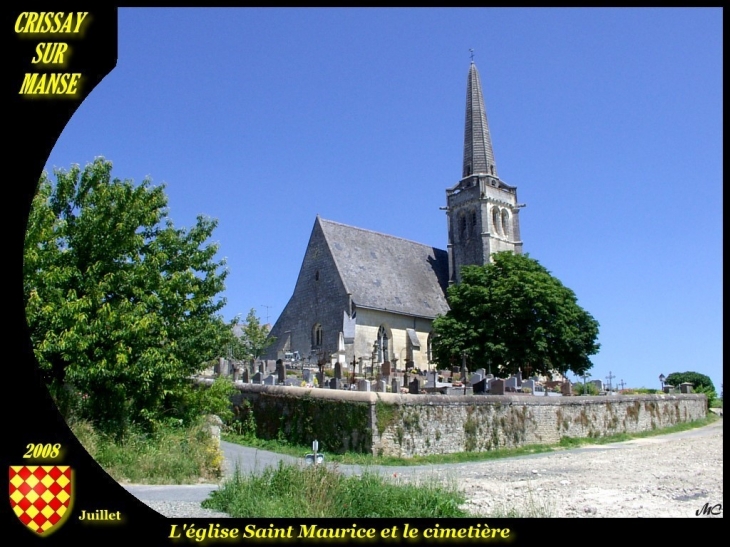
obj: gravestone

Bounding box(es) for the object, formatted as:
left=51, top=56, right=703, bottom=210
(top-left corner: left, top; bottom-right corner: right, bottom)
left=334, top=362, right=342, bottom=380
left=357, top=379, right=371, bottom=392
left=381, top=361, right=391, bottom=378
left=258, top=362, right=264, bottom=374
left=490, top=378, right=505, bottom=395
left=476, top=368, right=486, bottom=378
left=470, top=372, right=483, bottom=385
left=473, top=378, right=487, bottom=394
left=521, top=379, right=536, bottom=392
left=302, top=369, right=312, bottom=383
left=516, top=369, right=523, bottom=386
left=392, top=379, right=400, bottom=394
left=561, top=381, right=573, bottom=396
left=276, top=359, right=286, bottom=384
left=217, top=357, right=230, bottom=376
left=252, top=371, right=262, bottom=384
left=409, top=379, right=420, bottom=394
left=505, top=376, right=518, bottom=390
left=263, top=375, right=276, bottom=386
left=241, top=369, right=250, bottom=383
left=316, top=372, right=324, bottom=388
left=330, top=379, right=341, bottom=390
left=377, top=380, right=387, bottom=393
left=232, top=366, right=239, bottom=382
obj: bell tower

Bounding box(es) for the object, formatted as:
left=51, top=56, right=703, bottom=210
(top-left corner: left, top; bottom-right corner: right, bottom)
left=445, top=60, right=524, bottom=284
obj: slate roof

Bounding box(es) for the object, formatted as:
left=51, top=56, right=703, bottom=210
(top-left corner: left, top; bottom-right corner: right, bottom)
left=318, top=217, right=450, bottom=319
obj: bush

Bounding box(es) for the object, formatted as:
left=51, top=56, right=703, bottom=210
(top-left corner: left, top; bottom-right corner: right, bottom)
left=573, top=382, right=599, bottom=396
left=69, top=417, right=224, bottom=484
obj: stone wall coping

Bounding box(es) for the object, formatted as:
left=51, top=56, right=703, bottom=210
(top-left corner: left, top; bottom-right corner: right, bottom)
left=230, top=382, right=705, bottom=406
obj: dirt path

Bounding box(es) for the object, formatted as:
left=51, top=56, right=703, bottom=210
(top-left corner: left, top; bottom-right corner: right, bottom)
left=130, top=418, right=723, bottom=518
left=454, top=419, right=723, bottom=517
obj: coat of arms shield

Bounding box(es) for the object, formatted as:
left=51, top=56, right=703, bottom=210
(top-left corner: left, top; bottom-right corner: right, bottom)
left=9, top=466, right=73, bottom=535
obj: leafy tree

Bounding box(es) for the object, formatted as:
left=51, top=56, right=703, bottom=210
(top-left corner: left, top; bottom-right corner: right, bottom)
left=431, top=252, right=600, bottom=378
left=665, top=371, right=717, bottom=404
left=665, top=371, right=715, bottom=393
left=227, top=308, right=274, bottom=363
left=24, top=158, right=231, bottom=434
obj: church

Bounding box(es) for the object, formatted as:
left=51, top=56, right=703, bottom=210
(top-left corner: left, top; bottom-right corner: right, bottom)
left=265, top=61, right=524, bottom=373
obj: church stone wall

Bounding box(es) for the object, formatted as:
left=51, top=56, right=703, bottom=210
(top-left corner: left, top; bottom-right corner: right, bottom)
left=353, top=308, right=434, bottom=369
left=229, top=384, right=707, bottom=458
left=265, top=221, right=350, bottom=361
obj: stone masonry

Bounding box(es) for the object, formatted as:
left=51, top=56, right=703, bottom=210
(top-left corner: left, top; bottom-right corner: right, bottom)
left=228, top=383, right=707, bottom=458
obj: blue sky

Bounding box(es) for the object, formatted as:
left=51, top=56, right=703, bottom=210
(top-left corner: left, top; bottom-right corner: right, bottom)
left=42, top=8, right=722, bottom=393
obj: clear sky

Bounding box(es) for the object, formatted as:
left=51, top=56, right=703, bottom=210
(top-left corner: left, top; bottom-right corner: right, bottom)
left=42, top=8, right=723, bottom=393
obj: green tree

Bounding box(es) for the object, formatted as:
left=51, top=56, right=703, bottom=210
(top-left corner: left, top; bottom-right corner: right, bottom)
left=431, top=252, right=600, bottom=378
left=665, top=372, right=717, bottom=405
left=228, top=308, right=274, bottom=363
left=665, top=371, right=715, bottom=393
left=24, top=158, right=231, bottom=434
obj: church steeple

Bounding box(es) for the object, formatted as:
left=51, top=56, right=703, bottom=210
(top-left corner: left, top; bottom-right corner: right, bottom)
left=445, top=60, right=523, bottom=285
left=462, top=61, right=497, bottom=179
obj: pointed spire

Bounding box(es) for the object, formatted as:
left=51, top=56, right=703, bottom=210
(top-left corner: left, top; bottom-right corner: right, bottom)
left=462, top=61, right=497, bottom=179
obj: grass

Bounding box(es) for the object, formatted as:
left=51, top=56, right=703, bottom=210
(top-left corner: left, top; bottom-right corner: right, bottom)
left=70, top=417, right=224, bottom=484
left=202, top=461, right=469, bottom=518
left=488, top=485, right=556, bottom=518
left=223, top=412, right=720, bottom=466
left=558, top=413, right=720, bottom=448
left=223, top=432, right=556, bottom=466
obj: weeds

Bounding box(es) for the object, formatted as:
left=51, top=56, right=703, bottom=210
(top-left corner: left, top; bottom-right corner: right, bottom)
left=202, top=461, right=469, bottom=518
left=69, top=416, right=223, bottom=484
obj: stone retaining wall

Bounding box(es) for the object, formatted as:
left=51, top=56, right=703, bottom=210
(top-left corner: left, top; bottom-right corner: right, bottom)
left=229, top=383, right=707, bottom=457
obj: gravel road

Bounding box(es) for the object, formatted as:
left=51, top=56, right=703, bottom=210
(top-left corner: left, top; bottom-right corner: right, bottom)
left=124, top=417, right=723, bottom=518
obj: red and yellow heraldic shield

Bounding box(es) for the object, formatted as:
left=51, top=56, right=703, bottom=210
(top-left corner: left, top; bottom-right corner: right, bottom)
left=9, top=466, right=73, bottom=535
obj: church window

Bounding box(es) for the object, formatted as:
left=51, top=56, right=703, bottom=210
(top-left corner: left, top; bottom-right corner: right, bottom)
left=492, top=207, right=501, bottom=235
left=501, top=209, right=510, bottom=239
left=312, top=324, right=323, bottom=348
left=459, top=214, right=467, bottom=241
left=377, top=325, right=389, bottom=363
left=470, top=210, right=478, bottom=232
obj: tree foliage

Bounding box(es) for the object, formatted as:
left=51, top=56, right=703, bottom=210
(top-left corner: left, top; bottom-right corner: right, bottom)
left=431, top=252, right=600, bottom=378
left=227, top=308, right=274, bottom=363
left=24, top=158, right=231, bottom=434
left=664, top=371, right=717, bottom=399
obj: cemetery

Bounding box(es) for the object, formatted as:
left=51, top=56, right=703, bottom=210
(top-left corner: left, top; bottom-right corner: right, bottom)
left=202, top=358, right=708, bottom=458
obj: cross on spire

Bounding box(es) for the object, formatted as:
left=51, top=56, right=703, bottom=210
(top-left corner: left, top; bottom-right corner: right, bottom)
left=469, top=48, right=474, bottom=62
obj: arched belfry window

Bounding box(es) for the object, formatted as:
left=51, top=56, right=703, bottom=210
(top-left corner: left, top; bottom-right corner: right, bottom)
left=312, top=324, right=323, bottom=348
left=377, top=325, right=389, bottom=363
left=501, top=209, right=510, bottom=239
left=470, top=210, right=478, bottom=234
left=492, top=207, right=501, bottom=235
left=459, top=214, right=467, bottom=241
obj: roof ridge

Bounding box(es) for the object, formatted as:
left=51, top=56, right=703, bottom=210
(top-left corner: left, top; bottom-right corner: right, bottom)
left=318, top=217, right=444, bottom=251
